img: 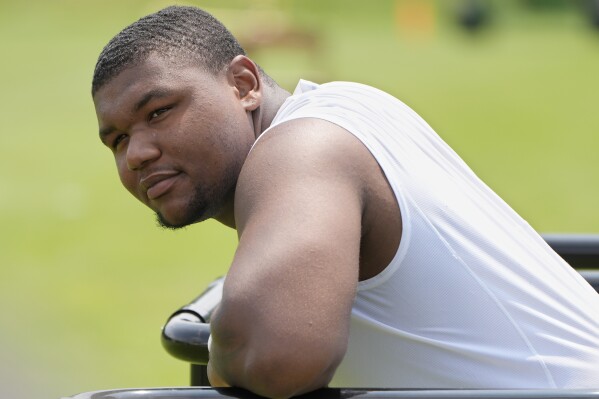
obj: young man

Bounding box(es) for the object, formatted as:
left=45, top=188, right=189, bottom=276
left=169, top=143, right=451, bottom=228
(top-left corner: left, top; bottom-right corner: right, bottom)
left=92, top=5, right=599, bottom=399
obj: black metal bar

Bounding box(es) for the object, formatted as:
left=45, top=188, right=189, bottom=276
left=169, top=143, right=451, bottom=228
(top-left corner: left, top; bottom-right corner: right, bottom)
left=542, top=234, right=599, bottom=269
left=62, top=387, right=599, bottom=399
left=191, top=364, right=211, bottom=387
left=161, top=313, right=211, bottom=364
left=162, top=278, right=224, bottom=365
left=162, top=278, right=224, bottom=386
left=173, top=277, right=225, bottom=323
left=578, top=270, right=599, bottom=293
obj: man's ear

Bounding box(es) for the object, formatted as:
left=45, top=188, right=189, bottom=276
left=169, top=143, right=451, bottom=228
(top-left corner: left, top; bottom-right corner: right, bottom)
left=227, top=55, right=262, bottom=111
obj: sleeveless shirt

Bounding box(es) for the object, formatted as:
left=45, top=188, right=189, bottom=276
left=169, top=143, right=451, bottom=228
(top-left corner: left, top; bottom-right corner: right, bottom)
left=258, top=80, right=599, bottom=388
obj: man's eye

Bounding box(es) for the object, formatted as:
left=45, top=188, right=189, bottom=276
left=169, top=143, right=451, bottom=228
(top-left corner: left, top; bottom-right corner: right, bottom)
left=112, top=134, right=127, bottom=149
left=150, top=107, right=170, bottom=120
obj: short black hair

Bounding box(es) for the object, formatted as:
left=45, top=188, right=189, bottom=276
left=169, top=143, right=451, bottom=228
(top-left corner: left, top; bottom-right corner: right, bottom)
left=92, top=5, right=246, bottom=95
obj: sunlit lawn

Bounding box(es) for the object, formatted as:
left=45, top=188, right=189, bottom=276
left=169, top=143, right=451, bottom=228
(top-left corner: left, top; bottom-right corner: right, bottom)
left=0, top=1, right=597, bottom=398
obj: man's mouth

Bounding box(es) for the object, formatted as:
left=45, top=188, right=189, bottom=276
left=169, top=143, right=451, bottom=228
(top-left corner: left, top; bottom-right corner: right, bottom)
left=140, top=171, right=181, bottom=200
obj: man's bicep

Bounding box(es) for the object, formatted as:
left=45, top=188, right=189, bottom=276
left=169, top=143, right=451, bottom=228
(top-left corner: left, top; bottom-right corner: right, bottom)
left=232, top=160, right=362, bottom=316
left=227, top=120, right=363, bottom=336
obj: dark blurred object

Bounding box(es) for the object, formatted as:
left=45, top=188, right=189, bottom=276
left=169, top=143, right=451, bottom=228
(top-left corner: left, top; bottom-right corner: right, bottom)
left=522, top=0, right=599, bottom=29
left=453, top=0, right=599, bottom=31
left=582, top=0, right=599, bottom=28
left=456, top=0, right=492, bottom=31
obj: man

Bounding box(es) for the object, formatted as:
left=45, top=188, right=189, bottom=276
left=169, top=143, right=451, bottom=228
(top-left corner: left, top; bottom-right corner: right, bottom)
left=92, top=5, right=599, bottom=399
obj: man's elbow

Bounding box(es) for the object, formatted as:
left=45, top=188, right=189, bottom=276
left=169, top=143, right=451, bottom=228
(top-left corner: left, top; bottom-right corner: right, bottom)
left=238, top=351, right=341, bottom=399
left=209, top=302, right=349, bottom=397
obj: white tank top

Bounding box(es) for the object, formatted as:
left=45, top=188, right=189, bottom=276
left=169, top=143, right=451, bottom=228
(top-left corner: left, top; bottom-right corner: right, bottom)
left=262, top=80, right=599, bottom=388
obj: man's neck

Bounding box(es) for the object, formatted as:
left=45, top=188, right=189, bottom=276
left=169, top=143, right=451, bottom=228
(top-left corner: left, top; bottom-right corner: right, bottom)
left=252, top=84, right=291, bottom=140
left=213, top=194, right=236, bottom=229
left=215, top=84, right=291, bottom=230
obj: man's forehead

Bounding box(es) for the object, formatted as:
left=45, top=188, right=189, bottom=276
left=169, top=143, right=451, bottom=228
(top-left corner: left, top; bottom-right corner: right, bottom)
left=96, top=59, right=209, bottom=106
left=104, top=58, right=178, bottom=92
left=99, top=53, right=212, bottom=93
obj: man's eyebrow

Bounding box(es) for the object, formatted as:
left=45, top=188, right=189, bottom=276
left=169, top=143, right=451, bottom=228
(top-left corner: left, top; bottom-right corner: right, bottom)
left=99, top=126, right=115, bottom=142
left=133, top=88, right=173, bottom=113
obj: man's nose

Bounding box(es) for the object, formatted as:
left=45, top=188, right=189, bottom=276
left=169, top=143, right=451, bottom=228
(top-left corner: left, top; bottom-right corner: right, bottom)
left=126, top=133, right=160, bottom=171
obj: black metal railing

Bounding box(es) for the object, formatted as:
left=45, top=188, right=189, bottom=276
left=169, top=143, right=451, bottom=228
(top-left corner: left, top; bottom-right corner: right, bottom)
left=543, top=234, right=599, bottom=269
left=65, top=387, right=599, bottom=399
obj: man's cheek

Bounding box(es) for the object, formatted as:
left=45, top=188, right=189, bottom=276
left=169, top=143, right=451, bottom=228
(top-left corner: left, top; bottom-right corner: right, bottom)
left=118, top=169, right=141, bottom=201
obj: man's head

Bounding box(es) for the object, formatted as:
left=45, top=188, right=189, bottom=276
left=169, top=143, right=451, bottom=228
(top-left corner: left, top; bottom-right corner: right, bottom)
left=92, top=6, right=269, bottom=229
left=92, top=5, right=247, bottom=96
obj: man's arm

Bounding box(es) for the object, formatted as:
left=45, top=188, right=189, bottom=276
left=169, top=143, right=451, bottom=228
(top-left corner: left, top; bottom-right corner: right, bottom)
left=208, top=118, right=369, bottom=398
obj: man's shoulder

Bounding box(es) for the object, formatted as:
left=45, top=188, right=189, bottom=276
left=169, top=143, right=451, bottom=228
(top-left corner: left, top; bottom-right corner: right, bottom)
left=230, top=117, right=367, bottom=231
left=248, top=117, right=370, bottom=176
left=233, top=118, right=375, bottom=217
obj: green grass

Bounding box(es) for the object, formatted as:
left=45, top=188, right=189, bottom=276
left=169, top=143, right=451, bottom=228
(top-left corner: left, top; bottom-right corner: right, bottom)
left=1, top=1, right=598, bottom=398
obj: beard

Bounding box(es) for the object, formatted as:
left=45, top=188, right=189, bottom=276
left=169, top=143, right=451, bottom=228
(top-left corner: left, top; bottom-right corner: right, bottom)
left=155, top=200, right=206, bottom=231
left=155, top=173, right=236, bottom=230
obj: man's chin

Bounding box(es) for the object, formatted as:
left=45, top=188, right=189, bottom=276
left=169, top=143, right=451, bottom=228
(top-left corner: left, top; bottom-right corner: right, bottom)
left=152, top=192, right=216, bottom=229
left=155, top=206, right=209, bottom=230
left=155, top=211, right=199, bottom=230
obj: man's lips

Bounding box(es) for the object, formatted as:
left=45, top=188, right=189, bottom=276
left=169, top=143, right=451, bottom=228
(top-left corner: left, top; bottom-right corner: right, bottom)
left=140, top=171, right=181, bottom=200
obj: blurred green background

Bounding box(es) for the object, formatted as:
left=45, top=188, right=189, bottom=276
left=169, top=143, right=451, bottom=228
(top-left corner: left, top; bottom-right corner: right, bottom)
left=0, top=0, right=598, bottom=398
